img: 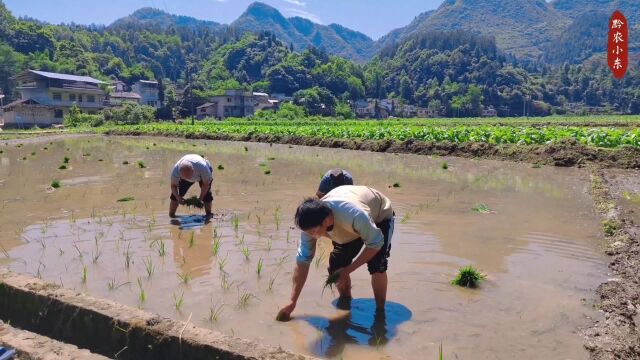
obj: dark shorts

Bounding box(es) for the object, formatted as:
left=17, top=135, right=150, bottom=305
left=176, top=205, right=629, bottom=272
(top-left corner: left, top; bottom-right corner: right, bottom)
left=328, top=216, right=394, bottom=275
left=170, top=178, right=214, bottom=203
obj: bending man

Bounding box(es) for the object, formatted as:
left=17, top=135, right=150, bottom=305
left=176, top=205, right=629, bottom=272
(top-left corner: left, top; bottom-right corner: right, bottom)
left=169, top=154, right=214, bottom=217
left=279, top=185, right=394, bottom=320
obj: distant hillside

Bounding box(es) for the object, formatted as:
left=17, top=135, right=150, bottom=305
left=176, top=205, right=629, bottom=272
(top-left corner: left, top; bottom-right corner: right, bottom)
left=373, top=0, right=569, bottom=60
left=231, top=2, right=375, bottom=62
left=109, top=7, right=222, bottom=31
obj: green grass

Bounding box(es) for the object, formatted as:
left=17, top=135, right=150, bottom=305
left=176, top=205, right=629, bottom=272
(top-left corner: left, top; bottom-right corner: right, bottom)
left=602, top=219, right=620, bottom=237
left=50, top=180, right=61, bottom=189
left=451, top=265, right=486, bottom=288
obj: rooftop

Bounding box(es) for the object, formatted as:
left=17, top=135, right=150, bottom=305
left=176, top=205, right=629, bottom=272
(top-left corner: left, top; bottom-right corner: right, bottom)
left=13, top=70, right=105, bottom=84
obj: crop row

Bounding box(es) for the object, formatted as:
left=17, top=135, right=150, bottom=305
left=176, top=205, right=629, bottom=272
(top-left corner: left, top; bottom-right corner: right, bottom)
left=98, top=123, right=640, bottom=148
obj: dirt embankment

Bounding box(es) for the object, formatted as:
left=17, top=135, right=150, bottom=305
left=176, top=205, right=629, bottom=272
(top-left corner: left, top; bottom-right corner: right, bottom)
left=585, top=169, right=640, bottom=359
left=103, top=129, right=640, bottom=169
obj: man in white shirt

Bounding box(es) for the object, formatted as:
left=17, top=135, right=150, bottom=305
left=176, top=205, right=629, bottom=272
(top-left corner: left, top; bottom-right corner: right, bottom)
left=278, top=186, right=395, bottom=320
left=169, top=154, right=214, bottom=218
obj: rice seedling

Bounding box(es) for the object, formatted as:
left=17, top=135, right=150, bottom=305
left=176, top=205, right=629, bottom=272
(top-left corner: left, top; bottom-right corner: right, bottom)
left=256, top=257, right=263, bottom=276
left=217, top=164, right=224, bottom=170
left=439, top=343, right=443, bottom=360
left=122, top=160, right=129, bottom=165
left=212, top=233, right=222, bottom=256
left=267, top=157, right=276, bottom=161
left=471, top=203, right=492, bottom=214
left=208, top=301, right=225, bottom=322
left=256, top=214, right=262, bottom=225
left=0, top=150, right=3, bottom=154
left=286, top=229, right=290, bottom=243
left=137, top=160, right=146, bottom=169
left=137, top=277, right=146, bottom=304
left=392, top=182, right=401, bottom=188
left=107, top=278, right=116, bottom=291
left=143, top=257, right=155, bottom=278
left=81, top=265, right=88, bottom=283
left=400, top=212, right=411, bottom=224
left=188, top=232, right=195, bottom=248
left=174, top=291, right=184, bottom=311
left=236, top=288, right=256, bottom=309
left=265, top=237, right=272, bottom=251
left=184, top=196, right=203, bottom=209
left=21, top=157, right=26, bottom=160
left=177, top=271, right=191, bottom=285
left=240, top=244, right=250, bottom=260
left=50, top=180, right=61, bottom=189
left=277, top=254, right=289, bottom=266
left=218, top=255, right=228, bottom=273
left=268, top=272, right=279, bottom=292
left=43, top=147, right=48, bottom=150
left=58, top=164, right=67, bottom=170
left=231, top=214, right=240, bottom=233
left=124, top=242, right=132, bottom=269
left=158, top=239, right=166, bottom=257
left=117, top=196, right=135, bottom=202
left=220, top=272, right=234, bottom=291
left=244, top=146, right=248, bottom=152
left=92, top=246, right=102, bottom=264
left=323, top=271, right=341, bottom=295
left=441, top=161, right=449, bottom=170
left=263, top=169, right=271, bottom=175
left=30, top=152, right=36, bottom=156
left=451, top=265, right=486, bottom=288
left=98, top=159, right=104, bottom=162
left=82, top=153, right=90, bottom=157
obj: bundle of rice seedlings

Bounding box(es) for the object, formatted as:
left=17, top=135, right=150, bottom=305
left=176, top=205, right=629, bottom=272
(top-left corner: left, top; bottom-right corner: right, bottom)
left=322, top=271, right=341, bottom=295
left=451, top=265, right=486, bottom=288
left=184, top=196, right=203, bottom=209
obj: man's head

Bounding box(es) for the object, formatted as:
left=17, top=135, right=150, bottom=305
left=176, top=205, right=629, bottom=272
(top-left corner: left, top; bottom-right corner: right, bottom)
left=179, top=162, right=194, bottom=180
left=329, top=169, right=346, bottom=187
left=295, top=198, right=334, bottom=238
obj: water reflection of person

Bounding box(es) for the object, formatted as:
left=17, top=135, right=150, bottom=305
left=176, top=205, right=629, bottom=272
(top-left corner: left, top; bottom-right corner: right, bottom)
left=168, top=223, right=214, bottom=280
left=302, top=298, right=415, bottom=358
left=316, top=169, right=354, bottom=198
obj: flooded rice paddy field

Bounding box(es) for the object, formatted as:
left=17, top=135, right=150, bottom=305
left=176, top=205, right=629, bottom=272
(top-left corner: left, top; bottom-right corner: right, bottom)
left=0, top=136, right=607, bottom=359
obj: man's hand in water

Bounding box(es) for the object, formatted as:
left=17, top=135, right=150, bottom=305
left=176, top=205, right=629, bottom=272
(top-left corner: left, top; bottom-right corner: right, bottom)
left=276, top=301, right=296, bottom=321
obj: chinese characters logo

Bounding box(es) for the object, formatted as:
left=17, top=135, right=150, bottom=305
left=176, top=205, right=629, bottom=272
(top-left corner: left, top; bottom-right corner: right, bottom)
left=608, top=11, right=628, bottom=79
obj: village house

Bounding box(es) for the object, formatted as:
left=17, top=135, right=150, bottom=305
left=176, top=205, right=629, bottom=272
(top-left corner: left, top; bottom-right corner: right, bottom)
left=354, top=99, right=375, bottom=118
left=482, top=106, right=498, bottom=117
left=2, top=70, right=105, bottom=128
left=107, top=80, right=142, bottom=106
left=132, top=80, right=161, bottom=109
left=253, top=92, right=279, bottom=112
left=196, top=90, right=255, bottom=120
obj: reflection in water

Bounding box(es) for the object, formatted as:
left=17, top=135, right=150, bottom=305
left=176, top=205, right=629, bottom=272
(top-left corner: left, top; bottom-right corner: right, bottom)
left=301, top=298, right=412, bottom=357
left=170, top=214, right=210, bottom=230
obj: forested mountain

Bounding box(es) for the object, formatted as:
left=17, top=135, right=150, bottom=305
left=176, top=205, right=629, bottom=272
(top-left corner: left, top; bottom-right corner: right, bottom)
left=231, top=2, right=375, bottom=63
left=1, top=0, right=640, bottom=117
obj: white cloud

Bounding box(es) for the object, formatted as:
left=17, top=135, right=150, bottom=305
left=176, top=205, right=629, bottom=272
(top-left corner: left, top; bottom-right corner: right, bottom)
left=282, top=0, right=307, bottom=6
left=284, top=7, right=322, bottom=23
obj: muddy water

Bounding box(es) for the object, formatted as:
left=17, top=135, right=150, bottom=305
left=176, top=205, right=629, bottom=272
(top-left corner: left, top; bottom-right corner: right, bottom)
left=0, top=136, right=607, bottom=359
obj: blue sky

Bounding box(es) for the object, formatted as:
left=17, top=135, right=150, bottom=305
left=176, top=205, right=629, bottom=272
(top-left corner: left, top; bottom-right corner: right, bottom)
left=4, top=0, right=445, bottom=40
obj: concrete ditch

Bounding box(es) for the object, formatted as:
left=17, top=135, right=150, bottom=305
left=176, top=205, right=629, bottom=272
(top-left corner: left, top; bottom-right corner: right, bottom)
left=0, top=270, right=315, bottom=360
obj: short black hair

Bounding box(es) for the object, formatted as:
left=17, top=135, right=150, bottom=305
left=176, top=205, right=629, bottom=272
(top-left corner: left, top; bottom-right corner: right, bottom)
left=295, top=198, right=332, bottom=230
